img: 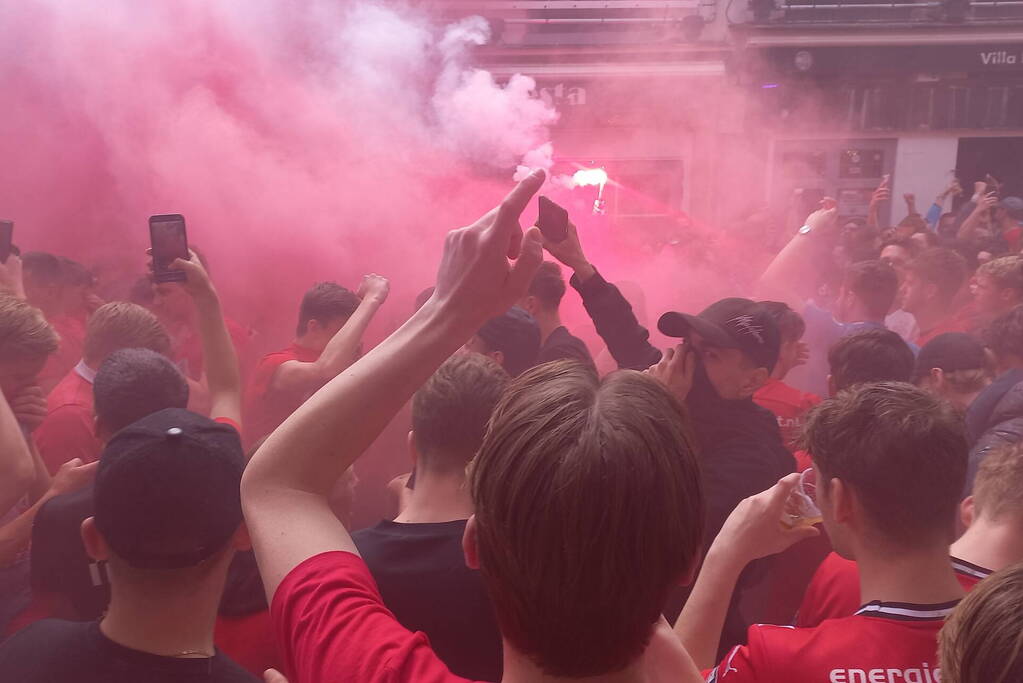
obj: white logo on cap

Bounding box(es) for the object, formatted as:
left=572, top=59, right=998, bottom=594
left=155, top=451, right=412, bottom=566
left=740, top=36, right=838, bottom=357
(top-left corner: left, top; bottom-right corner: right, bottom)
left=729, top=314, right=765, bottom=344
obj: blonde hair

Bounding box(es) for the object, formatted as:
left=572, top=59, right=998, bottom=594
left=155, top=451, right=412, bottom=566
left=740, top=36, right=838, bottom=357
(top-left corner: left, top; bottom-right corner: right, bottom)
left=0, top=295, right=59, bottom=362
left=83, top=302, right=170, bottom=364
left=973, top=442, right=1023, bottom=521
left=978, top=255, right=1023, bottom=293
left=939, top=563, right=1023, bottom=683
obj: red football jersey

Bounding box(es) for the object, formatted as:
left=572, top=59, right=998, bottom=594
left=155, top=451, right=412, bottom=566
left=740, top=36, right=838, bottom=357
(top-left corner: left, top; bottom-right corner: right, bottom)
left=707, top=601, right=958, bottom=683
left=797, top=552, right=992, bottom=628
left=753, top=379, right=821, bottom=452
left=242, top=343, right=321, bottom=446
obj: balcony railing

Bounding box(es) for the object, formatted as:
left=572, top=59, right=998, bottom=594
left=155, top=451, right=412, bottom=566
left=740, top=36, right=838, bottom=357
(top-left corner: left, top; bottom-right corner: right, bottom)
left=752, top=0, right=1023, bottom=24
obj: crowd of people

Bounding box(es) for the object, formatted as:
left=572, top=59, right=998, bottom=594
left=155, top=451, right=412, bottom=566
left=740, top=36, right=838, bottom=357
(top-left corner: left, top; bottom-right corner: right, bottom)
left=0, top=167, right=1022, bottom=683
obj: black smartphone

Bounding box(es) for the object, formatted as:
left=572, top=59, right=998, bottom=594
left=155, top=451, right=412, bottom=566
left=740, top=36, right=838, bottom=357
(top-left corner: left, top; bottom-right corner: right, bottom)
left=537, top=196, right=569, bottom=243
left=149, top=214, right=189, bottom=283
left=0, top=220, right=12, bottom=264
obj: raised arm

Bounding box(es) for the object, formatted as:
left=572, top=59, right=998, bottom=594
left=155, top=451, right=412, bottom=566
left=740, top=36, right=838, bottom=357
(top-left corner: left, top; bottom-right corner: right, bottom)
left=269, top=275, right=390, bottom=396
left=241, top=171, right=546, bottom=598
left=673, top=475, right=817, bottom=670
left=0, top=254, right=25, bottom=299
left=757, top=205, right=838, bottom=310
left=867, top=178, right=890, bottom=233
left=958, top=191, right=998, bottom=242
left=543, top=220, right=661, bottom=370
left=171, top=252, right=242, bottom=425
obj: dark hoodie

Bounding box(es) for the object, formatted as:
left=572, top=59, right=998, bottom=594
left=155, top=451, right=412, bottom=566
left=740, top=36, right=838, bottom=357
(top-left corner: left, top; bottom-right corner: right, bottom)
left=964, top=368, right=1023, bottom=495
left=571, top=270, right=795, bottom=653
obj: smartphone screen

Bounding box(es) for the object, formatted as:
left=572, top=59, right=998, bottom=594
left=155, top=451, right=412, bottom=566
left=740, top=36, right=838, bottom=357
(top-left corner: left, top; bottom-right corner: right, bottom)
left=0, top=220, right=12, bottom=264
left=537, top=196, right=569, bottom=243
left=149, top=214, right=189, bottom=282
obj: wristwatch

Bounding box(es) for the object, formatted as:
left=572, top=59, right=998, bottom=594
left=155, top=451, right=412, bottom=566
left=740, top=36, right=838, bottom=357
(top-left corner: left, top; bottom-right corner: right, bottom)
left=798, top=224, right=813, bottom=236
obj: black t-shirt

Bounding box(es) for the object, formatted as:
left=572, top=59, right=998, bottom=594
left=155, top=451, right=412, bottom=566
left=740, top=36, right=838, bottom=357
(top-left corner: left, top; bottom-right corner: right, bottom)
left=31, top=486, right=108, bottom=620
left=352, top=519, right=502, bottom=681
left=0, top=619, right=257, bottom=682
left=538, top=326, right=593, bottom=367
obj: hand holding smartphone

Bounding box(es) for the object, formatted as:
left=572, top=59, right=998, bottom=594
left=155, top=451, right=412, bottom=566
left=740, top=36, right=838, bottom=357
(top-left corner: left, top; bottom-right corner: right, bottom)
left=537, top=196, right=569, bottom=243
left=149, top=214, right=189, bottom=283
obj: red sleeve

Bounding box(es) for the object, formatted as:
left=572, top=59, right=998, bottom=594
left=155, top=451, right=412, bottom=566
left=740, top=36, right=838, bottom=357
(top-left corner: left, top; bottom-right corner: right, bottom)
left=213, top=416, right=242, bottom=434
left=271, top=551, right=476, bottom=683
left=705, top=627, right=774, bottom=682
left=34, top=405, right=102, bottom=475
left=796, top=553, right=861, bottom=628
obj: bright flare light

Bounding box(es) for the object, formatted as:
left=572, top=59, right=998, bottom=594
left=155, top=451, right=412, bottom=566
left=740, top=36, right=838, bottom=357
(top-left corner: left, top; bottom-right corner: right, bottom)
left=572, top=168, right=609, bottom=188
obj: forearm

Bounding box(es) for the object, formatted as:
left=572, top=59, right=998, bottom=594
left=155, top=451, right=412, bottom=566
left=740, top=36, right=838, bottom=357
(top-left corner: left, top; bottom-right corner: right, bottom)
left=673, top=547, right=746, bottom=670
left=757, top=235, right=817, bottom=309
left=0, top=400, right=35, bottom=515
left=311, top=297, right=384, bottom=381
left=958, top=207, right=986, bottom=241
left=27, top=442, right=51, bottom=503
left=193, top=290, right=241, bottom=421
left=571, top=267, right=661, bottom=371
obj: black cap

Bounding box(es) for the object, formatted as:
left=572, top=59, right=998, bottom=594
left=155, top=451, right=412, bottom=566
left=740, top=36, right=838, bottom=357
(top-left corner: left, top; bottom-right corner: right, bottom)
left=658, top=298, right=781, bottom=372
left=94, top=408, right=245, bottom=570
left=476, top=307, right=541, bottom=377
left=913, top=333, right=988, bottom=382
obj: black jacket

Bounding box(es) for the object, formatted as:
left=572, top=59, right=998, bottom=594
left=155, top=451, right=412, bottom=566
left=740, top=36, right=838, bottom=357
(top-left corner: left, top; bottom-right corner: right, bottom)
left=572, top=270, right=795, bottom=653
left=965, top=368, right=1023, bottom=495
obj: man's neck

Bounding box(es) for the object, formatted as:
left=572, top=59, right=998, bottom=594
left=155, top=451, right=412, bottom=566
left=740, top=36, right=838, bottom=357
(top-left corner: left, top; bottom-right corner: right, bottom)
left=910, top=304, right=950, bottom=336
left=100, top=574, right=225, bottom=658
left=501, top=641, right=655, bottom=683
left=856, top=541, right=964, bottom=606
left=532, top=310, right=563, bottom=346
left=951, top=517, right=1023, bottom=574
left=293, top=335, right=325, bottom=354
left=393, top=468, right=474, bottom=524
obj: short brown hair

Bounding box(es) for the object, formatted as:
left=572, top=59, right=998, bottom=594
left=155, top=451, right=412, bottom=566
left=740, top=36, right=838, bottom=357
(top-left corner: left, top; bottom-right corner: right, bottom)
left=977, top=255, right=1023, bottom=295
left=827, top=328, right=915, bottom=391
left=973, top=442, right=1023, bottom=521
left=470, top=361, right=703, bottom=677
left=907, top=248, right=969, bottom=301
left=759, top=301, right=806, bottom=344
left=296, top=282, right=360, bottom=337
left=0, top=295, right=59, bottom=362
left=527, top=261, right=567, bottom=310
left=843, top=260, right=898, bottom=320
left=803, top=382, right=967, bottom=548
left=83, top=302, right=171, bottom=364
left=412, top=353, right=509, bottom=473
left=939, top=562, right=1023, bottom=683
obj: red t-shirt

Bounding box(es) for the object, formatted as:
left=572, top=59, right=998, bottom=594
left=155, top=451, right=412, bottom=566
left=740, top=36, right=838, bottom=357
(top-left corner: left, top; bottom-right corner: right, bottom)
left=917, top=316, right=970, bottom=347
left=753, top=380, right=821, bottom=452
left=271, top=551, right=477, bottom=683
left=706, top=600, right=958, bottom=683
left=35, top=368, right=101, bottom=475
left=243, top=343, right=320, bottom=445
left=797, top=552, right=992, bottom=628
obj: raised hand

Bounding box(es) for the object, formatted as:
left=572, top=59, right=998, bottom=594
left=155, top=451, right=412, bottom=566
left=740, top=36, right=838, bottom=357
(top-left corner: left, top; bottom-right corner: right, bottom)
left=646, top=343, right=697, bottom=403
left=49, top=458, right=98, bottom=496
left=356, top=274, right=390, bottom=305
left=432, top=169, right=545, bottom=324
left=8, top=384, right=47, bottom=433
left=0, top=252, right=25, bottom=299
left=169, top=249, right=215, bottom=299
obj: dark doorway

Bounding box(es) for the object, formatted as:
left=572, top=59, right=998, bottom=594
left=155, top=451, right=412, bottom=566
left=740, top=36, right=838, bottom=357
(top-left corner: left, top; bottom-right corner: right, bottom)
left=956, top=137, right=1023, bottom=201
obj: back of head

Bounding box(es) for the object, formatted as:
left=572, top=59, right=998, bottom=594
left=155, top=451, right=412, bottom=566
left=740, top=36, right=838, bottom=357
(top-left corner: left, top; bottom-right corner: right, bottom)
left=412, top=353, right=509, bottom=474
left=94, top=348, right=190, bottom=435
left=983, top=304, right=1023, bottom=366
left=59, top=258, right=95, bottom=290
left=0, top=294, right=59, bottom=365
left=972, top=442, right=1023, bottom=523
left=978, top=255, right=1023, bottom=296
left=83, top=302, right=171, bottom=366
left=95, top=408, right=244, bottom=571
left=470, top=361, right=703, bottom=677
left=827, top=328, right=915, bottom=391
left=843, top=260, right=899, bottom=320
left=475, top=307, right=541, bottom=377
left=939, top=562, right=1023, bottom=683
left=908, top=248, right=969, bottom=301
left=527, top=261, right=567, bottom=311
left=804, top=382, right=967, bottom=548
left=759, top=300, right=806, bottom=343
left=297, top=282, right=361, bottom=337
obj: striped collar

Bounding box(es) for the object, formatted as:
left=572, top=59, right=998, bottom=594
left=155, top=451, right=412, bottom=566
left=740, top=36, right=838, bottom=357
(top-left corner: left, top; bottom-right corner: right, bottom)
left=855, top=600, right=960, bottom=621
left=951, top=556, right=993, bottom=581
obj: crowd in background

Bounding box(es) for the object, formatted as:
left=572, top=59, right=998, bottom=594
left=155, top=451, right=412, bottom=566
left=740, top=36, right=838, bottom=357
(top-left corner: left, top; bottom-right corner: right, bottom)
left=0, top=167, right=1022, bottom=682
